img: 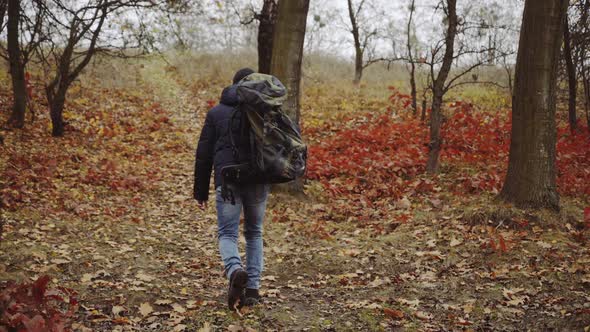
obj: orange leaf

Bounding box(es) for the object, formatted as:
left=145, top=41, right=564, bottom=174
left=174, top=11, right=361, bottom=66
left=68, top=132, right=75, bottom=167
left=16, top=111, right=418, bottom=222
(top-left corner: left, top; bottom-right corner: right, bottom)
left=383, top=308, right=404, bottom=319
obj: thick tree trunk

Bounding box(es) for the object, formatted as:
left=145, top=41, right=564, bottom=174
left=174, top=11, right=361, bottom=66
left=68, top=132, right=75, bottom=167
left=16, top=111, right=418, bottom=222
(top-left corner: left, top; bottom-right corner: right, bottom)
left=499, top=0, right=567, bottom=210
left=7, top=0, right=26, bottom=128
left=563, top=15, right=577, bottom=133
left=257, top=0, right=277, bottom=74
left=426, top=0, right=457, bottom=174
left=270, top=0, right=309, bottom=125
left=270, top=0, right=309, bottom=192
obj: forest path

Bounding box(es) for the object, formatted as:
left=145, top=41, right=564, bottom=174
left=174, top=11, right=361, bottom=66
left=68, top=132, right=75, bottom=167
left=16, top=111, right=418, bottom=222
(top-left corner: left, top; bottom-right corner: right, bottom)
left=1, top=61, right=589, bottom=331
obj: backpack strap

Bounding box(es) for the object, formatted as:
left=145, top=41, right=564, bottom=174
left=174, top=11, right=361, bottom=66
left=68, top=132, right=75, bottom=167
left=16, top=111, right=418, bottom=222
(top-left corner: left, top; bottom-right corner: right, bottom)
left=228, top=106, right=240, bottom=161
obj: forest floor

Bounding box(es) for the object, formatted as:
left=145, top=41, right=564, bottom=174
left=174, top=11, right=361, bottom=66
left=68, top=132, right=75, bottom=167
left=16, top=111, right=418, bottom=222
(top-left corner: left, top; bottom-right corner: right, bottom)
left=1, top=59, right=590, bottom=331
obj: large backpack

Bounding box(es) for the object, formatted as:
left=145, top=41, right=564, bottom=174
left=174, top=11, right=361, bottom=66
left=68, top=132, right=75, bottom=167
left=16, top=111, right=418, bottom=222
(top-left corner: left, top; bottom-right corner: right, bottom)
left=222, top=73, right=307, bottom=187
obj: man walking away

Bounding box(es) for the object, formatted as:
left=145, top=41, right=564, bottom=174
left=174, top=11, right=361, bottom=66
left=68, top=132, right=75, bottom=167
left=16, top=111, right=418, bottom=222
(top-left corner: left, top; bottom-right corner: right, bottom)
left=194, top=68, right=268, bottom=310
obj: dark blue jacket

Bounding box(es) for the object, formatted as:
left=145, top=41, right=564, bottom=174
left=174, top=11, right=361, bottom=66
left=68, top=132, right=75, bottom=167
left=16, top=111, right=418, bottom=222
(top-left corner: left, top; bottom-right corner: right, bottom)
left=193, top=85, right=250, bottom=201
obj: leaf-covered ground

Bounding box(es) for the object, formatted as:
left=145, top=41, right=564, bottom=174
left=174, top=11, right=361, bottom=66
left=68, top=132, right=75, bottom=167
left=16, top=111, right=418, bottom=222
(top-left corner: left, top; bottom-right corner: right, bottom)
left=1, top=59, right=590, bottom=331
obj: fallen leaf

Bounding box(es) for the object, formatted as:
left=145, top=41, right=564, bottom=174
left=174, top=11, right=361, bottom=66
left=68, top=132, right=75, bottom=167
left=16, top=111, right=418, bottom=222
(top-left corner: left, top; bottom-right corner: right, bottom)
left=227, top=325, right=241, bottom=332
left=172, top=303, right=186, bottom=314
left=397, top=298, right=420, bottom=309
left=369, top=277, right=390, bottom=288
left=139, top=302, right=153, bottom=317
left=81, top=273, right=94, bottom=283
left=261, top=275, right=277, bottom=282
left=197, top=322, right=211, bottom=332
left=450, top=238, right=462, bottom=247
left=383, top=308, right=404, bottom=319
left=502, top=288, right=524, bottom=300
left=112, top=305, right=126, bottom=317
left=136, top=272, right=155, bottom=282
left=112, top=317, right=130, bottom=325
left=414, top=311, right=433, bottom=321
left=396, top=197, right=412, bottom=210
left=173, top=324, right=187, bottom=332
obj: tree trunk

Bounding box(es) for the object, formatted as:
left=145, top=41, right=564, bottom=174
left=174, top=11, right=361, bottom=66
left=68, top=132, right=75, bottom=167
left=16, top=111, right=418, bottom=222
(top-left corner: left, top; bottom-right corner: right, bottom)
left=499, top=0, right=567, bottom=210
left=270, top=0, right=309, bottom=192
left=409, top=64, right=417, bottom=115
left=586, top=78, right=590, bottom=129
left=407, top=0, right=417, bottom=115
left=426, top=0, right=457, bottom=174
left=48, top=84, right=68, bottom=137
left=270, top=0, right=309, bottom=125
left=505, top=64, right=514, bottom=96
left=7, top=0, right=26, bottom=128
left=563, top=14, right=577, bottom=133
left=579, top=1, right=590, bottom=129
left=257, top=0, right=277, bottom=74
left=44, top=6, right=106, bottom=137
left=426, top=94, right=444, bottom=172
left=347, top=0, right=363, bottom=86
left=583, top=67, right=590, bottom=129
left=353, top=51, right=363, bottom=86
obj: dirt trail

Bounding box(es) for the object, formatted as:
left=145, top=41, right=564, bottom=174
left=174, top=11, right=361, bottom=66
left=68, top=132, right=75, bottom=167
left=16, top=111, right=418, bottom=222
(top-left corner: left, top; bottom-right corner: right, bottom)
left=1, top=64, right=589, bottom=331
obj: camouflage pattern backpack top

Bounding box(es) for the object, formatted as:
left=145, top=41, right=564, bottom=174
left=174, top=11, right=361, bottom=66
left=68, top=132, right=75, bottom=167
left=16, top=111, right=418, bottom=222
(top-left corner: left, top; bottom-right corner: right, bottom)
left=223, top=73, right=307, bottom=187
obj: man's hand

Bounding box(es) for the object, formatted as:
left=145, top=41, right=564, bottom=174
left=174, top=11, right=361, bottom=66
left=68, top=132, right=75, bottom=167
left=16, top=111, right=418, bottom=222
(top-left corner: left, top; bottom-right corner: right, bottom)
left=197, top=200, right=208, bottom=211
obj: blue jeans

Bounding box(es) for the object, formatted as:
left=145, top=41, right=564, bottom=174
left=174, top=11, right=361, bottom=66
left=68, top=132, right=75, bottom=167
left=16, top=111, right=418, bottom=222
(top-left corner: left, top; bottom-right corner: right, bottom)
left=216, top=184, right=269, bottom=289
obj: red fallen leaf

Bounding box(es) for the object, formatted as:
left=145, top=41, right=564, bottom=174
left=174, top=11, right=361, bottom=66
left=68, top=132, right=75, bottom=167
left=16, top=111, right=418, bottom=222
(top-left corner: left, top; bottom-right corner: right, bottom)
left=498, top=234, right=508, bottom=253
left=32, top=275, right=50, bottom=303
left=23, top=314, right=46, bottom=332
left=150, top=121, right=161, bottom=131
left=383, top=308, right=405, bottom=319
left=584, top=207, right=590, bottom=224
left=9, top=313, right=29, bottom=327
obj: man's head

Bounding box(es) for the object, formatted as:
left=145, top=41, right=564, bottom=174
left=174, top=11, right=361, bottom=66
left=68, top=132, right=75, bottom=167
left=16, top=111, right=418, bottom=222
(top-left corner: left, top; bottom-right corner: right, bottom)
left=233, top=68, right=255, bottom=84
